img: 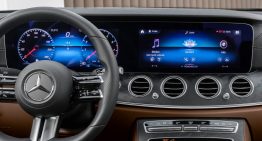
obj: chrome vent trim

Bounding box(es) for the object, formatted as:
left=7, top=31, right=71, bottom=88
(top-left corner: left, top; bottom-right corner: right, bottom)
left=161, top=76, right=187, bottom=99
left=128, top=75, right=152, bottom=97
left=195, top=76, right=221, bottom=99
left=230, top=76, right=254, bottom=97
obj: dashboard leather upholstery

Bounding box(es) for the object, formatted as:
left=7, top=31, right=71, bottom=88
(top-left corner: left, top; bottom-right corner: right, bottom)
left=64, top=0, right=262, bottom=9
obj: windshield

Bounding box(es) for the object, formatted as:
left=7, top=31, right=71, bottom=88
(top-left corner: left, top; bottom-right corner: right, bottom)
left=0, top=0, right=261, bottom=11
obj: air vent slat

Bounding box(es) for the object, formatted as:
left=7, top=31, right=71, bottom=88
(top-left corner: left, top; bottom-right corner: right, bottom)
left=131, top=86, right=150, bottom=89
left=196, top=77, right=221, bottom=99
left=198, top=88, right=219, bottom=90
left=234, top=81, right=248, bottom=84
left=129, top=76, right=152, bottom=97
left=161, top=76, right=186, bottom=99
left=133, top=81, right=149, bottom=84
left=231, top=76, right=253, bottom=97
left=232, top=87, right=251, bottom=90
left=164, top=87, right=184, bottom=90
left=165, top=82, right=183, bottom=85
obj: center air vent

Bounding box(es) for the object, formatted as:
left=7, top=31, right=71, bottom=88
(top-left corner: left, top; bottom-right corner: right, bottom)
left=128, top=76, right=152, bottom=97
left=161, top=76, right=187, bottom=99
left=196, top=76, right=221, bottom=99
left=230, top=76, right=254, bottom=97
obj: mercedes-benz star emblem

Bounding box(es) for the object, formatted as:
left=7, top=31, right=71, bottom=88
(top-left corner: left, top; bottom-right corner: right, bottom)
left=24, top=72, right=55, bottom=102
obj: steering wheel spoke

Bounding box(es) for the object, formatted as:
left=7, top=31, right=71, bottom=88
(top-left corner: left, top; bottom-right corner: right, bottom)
left=73, top=75, right=103, bottom=101
left=30, top=116, right=60, bottom=141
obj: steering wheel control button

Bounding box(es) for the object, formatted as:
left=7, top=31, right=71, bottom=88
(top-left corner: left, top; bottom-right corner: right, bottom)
left=73, top=75, right=104, bottom=101
left=77, top=89, right=103, bottom=101
left=24, top=72, right=55, bottom=102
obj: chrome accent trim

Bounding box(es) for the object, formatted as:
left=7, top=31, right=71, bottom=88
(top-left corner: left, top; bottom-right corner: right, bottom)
left=117, top=101, right=262, bottom=109
left=24, top=71, right=55, bottom=103
left=128, top=75, right=153, bottom=97
left=40, top=116, right=59, bottom=141
left=195, top=76, right=222, bottom=99
left=199, top=126, right=235, bottom=132
left=183, top=126, right=198, bottom=131
left=229, top=75, right=254, bottom=98
left=160, top=76, right=187, bottom=99
left=147, top=137, right=234, bottom=141
left=0, top=87, right=14, bottom=90
left=147, top=126, right=182, bottom=132
left=0, top=75, right=18, bottom=79
left=143, top=120, right=238, bottom=134
left=30, top=117, right=42, bottom=141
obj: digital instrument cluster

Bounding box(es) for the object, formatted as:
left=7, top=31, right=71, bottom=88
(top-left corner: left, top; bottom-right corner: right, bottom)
left=6, top=21, right=118, bottom=71
left=5, top=21, right=253, bottom=73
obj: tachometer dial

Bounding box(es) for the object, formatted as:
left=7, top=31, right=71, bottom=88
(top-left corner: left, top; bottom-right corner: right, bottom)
left=80, top=29, right=119, bottom=68
left=99, top=29, right=119, bottom=56
left=17, top=28, right=55, bottom=63
left=81, top=36, right=101, bottom=68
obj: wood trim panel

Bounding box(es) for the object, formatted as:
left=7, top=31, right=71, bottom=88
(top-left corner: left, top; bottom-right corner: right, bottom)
left=0, top=103, right=257, bottom=140
left=96, top=105, right=260, bottom=141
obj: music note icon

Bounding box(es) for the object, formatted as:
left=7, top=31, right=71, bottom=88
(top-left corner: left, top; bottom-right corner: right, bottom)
left=152, top=38, right=160, bottom=48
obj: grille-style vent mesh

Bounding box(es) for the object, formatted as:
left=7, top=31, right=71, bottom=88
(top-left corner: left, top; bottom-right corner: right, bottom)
left=196, top=77, right=220, bottom=99
left=129, top=76, right=152, bottom=97
left=162, top=77, right=186, bottom=99
left=231, top=77, right=253, bottom=97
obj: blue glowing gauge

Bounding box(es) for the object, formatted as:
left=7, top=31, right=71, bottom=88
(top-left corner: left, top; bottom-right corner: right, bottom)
left=80, top=29, right=119, bottom=67
left=17, top=28, right=55, bottom=64
left=100, top=29, right=119, bottom=56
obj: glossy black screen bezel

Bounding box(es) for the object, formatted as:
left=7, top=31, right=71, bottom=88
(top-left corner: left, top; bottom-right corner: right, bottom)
left=5, top=21, right=253, bottom=73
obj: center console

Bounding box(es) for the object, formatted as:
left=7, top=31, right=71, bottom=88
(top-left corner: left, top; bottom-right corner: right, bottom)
left=135, top=119, right=250, bottom=141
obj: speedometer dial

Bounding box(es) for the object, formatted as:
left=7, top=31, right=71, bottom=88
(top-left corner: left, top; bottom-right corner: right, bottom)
left=17, top=28, right=55, bottom=63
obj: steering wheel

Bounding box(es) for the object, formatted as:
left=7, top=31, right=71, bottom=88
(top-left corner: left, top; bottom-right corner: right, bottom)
left=0, top=7, right=119, bottom=141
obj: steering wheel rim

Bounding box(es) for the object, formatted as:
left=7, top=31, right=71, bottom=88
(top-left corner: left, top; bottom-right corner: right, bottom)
left=0, top=7, right=119, bottom=141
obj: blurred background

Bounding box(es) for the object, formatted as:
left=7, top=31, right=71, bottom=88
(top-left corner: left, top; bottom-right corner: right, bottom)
left=1, top=0, right=262, bottom=10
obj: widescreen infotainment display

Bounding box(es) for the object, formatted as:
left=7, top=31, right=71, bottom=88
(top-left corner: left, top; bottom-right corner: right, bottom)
left=5, top=21, right=253, bottom=73
left=138, top=23, right=253, bottom=73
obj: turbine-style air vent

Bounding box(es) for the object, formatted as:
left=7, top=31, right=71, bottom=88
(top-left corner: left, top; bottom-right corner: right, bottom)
left=230, top=76, right=254, bottom=97
left=128, top=76, right=152, bottom=97
left=196, top=76, right=221, bottom=99
left=161, top=76, right=187, bottom=99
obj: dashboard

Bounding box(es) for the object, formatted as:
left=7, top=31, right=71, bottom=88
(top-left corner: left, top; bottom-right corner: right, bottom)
left=1, top=8, right=262, bottom=110
left=2, top=8, right=262, bottom=141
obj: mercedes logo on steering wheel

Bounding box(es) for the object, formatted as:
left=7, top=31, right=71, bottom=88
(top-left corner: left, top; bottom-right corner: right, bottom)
left=24, top=71, right=55, bottom=102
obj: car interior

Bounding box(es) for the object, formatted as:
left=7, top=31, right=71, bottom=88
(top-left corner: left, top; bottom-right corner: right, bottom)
left=1, top=0, right=262, bottom=141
